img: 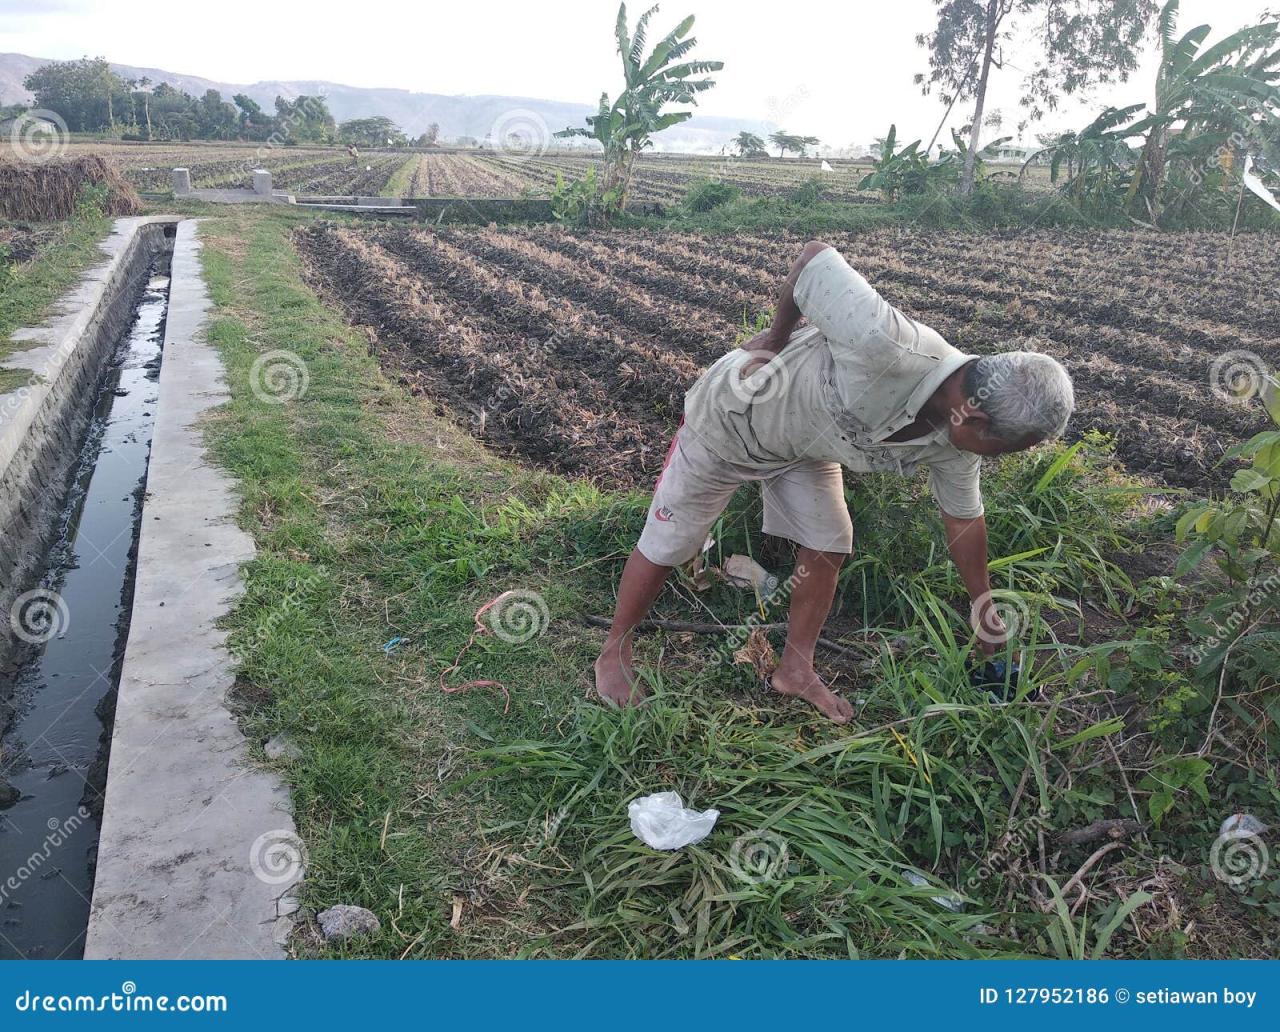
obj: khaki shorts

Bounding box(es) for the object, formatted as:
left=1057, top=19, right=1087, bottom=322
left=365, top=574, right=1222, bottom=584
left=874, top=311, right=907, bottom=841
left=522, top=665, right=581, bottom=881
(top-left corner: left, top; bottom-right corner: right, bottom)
left=636, top=426, right=854, bottom=566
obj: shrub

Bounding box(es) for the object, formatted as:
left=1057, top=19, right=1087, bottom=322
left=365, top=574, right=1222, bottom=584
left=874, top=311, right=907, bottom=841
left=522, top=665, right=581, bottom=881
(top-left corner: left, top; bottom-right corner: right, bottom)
left=783, top=176, right=826, bottom=206
left=550, top=168, right=623, bottom=227
left=681, top=177, right=740, bottom=213
left=1176, top=369, right=1280, bottom=692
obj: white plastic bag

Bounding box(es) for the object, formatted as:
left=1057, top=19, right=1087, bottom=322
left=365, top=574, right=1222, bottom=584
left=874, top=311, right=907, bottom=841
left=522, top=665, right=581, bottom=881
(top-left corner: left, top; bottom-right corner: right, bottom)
left=903, top=869, right=965, bottom=912
left=628, top=791, right=719, bottom=850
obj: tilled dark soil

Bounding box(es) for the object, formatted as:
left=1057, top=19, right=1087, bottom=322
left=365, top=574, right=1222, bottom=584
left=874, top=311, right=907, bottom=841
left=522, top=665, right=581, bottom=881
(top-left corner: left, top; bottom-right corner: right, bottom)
left=295, top=222, right=1278, bottom=494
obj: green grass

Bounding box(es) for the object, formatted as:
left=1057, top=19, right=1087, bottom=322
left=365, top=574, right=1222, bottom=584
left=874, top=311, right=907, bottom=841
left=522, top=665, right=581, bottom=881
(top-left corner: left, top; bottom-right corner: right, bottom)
left=0, top=209, right=112, bottom=391
left=383, top=154, right=421, bottom=198
left=197, top=205, right=1274, bottom=959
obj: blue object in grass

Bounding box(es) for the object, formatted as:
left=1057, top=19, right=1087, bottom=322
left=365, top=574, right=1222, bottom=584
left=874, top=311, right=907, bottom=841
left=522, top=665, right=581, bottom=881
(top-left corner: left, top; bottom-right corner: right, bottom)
left=969, top=658, right=1021, bottom=701
left=382, top=636, right=407, bottom=654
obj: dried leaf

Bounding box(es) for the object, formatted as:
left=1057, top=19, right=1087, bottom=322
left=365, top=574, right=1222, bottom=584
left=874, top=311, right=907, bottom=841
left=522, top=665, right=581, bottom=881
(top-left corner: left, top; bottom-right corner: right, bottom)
left=684, top=536, right=716, bottom=591
left=732, top=626, right=776, bottom=679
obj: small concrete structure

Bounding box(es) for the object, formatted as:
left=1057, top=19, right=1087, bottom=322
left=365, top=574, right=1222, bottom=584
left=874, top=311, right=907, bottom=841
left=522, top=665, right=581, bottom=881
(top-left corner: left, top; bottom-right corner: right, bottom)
left=85, top=220, right=299, bottom=959
left=171, top=167, right=192, bottom=195
left=252, top=168, right=274, bottom=196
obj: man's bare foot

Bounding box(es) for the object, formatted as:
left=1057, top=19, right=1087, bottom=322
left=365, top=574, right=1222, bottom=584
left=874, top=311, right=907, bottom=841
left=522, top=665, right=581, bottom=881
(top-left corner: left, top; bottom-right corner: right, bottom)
left=770, top=659, right=853, bottom=724
left=594, top=639, right=647, bottom=708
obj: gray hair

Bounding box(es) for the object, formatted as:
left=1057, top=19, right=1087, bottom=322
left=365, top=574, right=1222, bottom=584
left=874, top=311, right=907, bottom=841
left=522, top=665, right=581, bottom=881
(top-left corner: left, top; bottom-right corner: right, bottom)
left=963, top=352, right=1074, bottom=443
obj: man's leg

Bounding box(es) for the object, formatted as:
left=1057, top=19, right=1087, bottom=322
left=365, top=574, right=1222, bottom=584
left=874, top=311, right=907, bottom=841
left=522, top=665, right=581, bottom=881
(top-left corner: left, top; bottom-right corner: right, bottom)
left=771, top=548, right=853, bottom=723
left=594, top=429, right=740, bottom=708
left=594, top=550, right=673, bottom=707
left=761, top=464, right=855, bottom=723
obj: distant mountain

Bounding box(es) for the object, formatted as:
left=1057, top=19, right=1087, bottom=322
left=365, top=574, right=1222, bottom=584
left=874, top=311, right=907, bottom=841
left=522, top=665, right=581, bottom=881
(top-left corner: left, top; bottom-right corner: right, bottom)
left=0, top=53, right=771, bottom=154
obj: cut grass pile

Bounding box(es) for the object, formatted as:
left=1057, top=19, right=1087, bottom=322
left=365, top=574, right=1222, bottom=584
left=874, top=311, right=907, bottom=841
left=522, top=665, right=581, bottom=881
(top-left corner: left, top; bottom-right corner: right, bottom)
left=197, top=205, right=1277, bottom=959
left=0, top=155, right=140, bottom=221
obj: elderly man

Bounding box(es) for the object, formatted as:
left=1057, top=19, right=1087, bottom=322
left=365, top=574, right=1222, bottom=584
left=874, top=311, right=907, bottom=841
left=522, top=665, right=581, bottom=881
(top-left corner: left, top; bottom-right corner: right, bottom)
left=594, top=240, right=1075, bottom=723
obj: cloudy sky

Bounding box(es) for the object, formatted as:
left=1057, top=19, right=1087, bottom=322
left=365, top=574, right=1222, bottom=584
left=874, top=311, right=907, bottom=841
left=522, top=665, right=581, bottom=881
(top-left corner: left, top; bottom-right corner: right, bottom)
left=1, top=0, right=1271, bottom=147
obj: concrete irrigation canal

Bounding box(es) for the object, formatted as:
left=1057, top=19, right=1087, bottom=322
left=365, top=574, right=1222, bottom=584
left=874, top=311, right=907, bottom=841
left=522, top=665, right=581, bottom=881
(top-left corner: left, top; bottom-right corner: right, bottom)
left=0, top=217, right=298, bottom=959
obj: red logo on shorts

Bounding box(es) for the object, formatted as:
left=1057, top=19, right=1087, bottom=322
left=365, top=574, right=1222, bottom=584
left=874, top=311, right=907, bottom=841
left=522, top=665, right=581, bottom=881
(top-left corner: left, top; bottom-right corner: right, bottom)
left=655, top=505, right=676, bottom=523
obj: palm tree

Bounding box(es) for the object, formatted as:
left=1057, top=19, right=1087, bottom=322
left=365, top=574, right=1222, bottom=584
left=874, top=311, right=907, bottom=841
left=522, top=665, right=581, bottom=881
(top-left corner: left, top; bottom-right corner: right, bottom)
left=137, top=76, right=153, bottom=138
left=558, top=4, right=722, bottom=209
left=1127, top=0, right=1280, bottom=217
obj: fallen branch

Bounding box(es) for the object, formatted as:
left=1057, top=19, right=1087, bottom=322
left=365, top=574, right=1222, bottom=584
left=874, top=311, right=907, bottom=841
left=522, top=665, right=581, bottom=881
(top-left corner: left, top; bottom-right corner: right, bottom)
left=583, top=615, right=871, bottom=663
left=1059, top=841, right=1125, bottom=900
left=1057, top=818, right=1144, bottom=848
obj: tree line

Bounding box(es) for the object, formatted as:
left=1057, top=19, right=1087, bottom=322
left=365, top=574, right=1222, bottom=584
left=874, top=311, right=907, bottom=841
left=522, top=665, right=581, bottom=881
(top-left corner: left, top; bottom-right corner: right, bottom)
left=8, top=57, right=439, bottom=148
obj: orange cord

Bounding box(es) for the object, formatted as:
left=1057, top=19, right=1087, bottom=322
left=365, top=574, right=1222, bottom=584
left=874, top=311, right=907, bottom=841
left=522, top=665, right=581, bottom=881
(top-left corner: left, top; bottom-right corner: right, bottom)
left=437, top=591, right=515, bottom=713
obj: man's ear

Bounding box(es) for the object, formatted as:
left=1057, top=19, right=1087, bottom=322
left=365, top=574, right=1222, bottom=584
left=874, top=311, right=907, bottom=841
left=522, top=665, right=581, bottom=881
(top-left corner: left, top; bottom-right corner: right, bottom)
left=963, top=407, right=990, bottom=430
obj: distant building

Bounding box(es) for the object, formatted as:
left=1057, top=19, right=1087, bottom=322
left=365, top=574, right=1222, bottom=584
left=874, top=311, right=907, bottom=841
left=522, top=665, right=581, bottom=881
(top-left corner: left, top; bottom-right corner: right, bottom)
left=986, top=142, right=1039, bottom=164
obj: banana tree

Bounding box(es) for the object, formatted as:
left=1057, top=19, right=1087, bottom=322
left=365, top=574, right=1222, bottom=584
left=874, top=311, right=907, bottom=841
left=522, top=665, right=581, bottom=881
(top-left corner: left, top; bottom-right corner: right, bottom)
left=1127, top=0, right=1280, bottom=218
left=1023, top=104, right=1149, bottom=213
left=940, top=127, right=1014, bottom=181
left=557, top=4, right=722, bottom=211
left=855, top=125, right=926, bottom=202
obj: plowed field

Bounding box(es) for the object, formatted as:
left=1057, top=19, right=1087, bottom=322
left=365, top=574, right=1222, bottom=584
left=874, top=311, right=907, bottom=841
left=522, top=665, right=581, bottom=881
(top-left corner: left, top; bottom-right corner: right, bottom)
left=297, top=222, right=1278, bottom=494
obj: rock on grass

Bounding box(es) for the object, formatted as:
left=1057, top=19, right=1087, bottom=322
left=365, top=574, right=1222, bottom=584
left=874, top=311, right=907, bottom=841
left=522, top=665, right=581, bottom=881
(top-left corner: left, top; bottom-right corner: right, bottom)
left=317, top=905, right=381, bottom=942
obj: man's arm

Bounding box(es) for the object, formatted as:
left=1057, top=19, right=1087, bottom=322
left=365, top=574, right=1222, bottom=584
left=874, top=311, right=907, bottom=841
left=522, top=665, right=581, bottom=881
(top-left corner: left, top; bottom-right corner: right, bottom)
left=741, top=239, right=831, bottom=356
left=942, top=512, right=1006, bottom=657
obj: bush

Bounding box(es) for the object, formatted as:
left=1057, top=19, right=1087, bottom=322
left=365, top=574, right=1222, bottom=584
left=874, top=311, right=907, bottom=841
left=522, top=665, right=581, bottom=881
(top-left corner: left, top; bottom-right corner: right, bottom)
left=783, top=176, right=826, bottom=206
left=681, top=177, right=740, bottom=213
left=549, top=168, right=623, bottom=228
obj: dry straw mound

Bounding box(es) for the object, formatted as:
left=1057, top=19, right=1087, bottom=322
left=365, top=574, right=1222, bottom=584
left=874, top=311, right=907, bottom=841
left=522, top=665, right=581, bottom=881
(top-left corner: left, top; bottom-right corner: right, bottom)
left=0, top=155, right=142, bottom=221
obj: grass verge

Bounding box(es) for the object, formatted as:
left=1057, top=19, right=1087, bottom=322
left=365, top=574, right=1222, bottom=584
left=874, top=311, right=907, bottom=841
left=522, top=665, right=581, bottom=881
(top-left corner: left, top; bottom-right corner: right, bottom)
left=0, top=208, right=112, bottom=391
left=198, top=205, right=1276, bottom=959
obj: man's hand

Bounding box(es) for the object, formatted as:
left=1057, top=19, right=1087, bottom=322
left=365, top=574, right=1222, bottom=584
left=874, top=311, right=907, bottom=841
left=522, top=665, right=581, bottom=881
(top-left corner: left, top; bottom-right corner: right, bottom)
left=740, top=240, right=830, bottom=358
left=969, top=593, right=1007, bottom=657
left=941, top=512, right=1004, bottom=656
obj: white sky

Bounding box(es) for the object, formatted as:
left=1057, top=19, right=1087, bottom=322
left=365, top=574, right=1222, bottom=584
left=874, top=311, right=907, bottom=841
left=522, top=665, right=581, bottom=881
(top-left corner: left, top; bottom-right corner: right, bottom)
left=0, top=0, right=1271, bottom=148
